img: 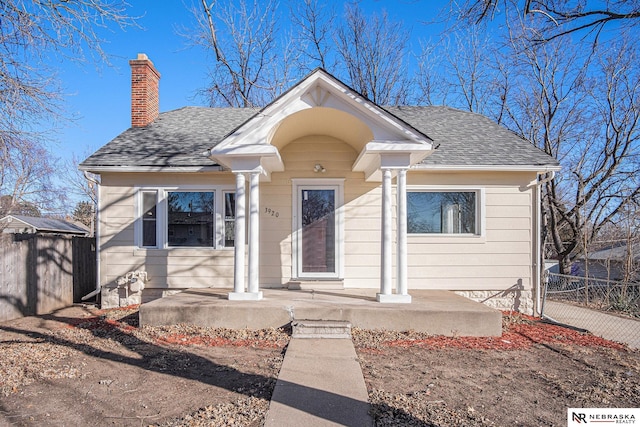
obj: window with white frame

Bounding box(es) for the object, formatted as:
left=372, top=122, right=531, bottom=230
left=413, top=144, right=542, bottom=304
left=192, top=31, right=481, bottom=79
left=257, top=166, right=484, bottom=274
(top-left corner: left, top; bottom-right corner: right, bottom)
left=407, top=190, right=478, bottom=234
left=141, top=191, right=158, bottom=247
left=138, top=188, right=234, bottom=249
left=167, top=191, right=214, bottom=247
left=223, top=191, right=236, bottom=248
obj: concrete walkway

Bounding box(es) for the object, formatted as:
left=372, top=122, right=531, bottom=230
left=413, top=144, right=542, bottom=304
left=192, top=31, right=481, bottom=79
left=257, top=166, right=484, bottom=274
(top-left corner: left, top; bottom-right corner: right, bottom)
left=543, top=301, right=640, bottom=349
left=264, top=338, right=373, bottom=427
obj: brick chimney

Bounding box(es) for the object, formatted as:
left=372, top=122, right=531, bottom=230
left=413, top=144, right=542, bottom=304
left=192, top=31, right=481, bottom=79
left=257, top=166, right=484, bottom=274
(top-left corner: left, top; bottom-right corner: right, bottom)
left=129, top=53, right=161, bottom=128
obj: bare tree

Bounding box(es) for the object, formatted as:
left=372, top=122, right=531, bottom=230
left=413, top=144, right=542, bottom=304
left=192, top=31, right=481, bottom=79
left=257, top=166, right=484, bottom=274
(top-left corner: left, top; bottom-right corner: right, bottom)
left=335, top=4, right=412, bottom=105
left=415, top=42, right=443, bottom=106
left=192, top=0, right=288, bottom=107
left=453, top=0, right=640, bottom=44
left=72, top=201, right=94, bottom=227
left=290, top=0, right=337, bottom=72
left=572, top=40, right=640, bottom=244
left=504, top=34, right=640, bottom=273
left=0, top=196, right=41, bottom=217
left=0, top=1, right=135, bottom=215
left=504, top=36, right=591, bottom=273
left=0, top=136, right=64, bottom=217
left=62, top=152, right=98, bottom=206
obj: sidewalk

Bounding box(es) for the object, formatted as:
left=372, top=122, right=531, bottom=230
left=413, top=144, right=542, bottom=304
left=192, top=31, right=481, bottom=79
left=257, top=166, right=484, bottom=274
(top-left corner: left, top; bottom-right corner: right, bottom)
left=264, top=338, right=373, bottom=427
left=543, top=301, right=640, bottom=349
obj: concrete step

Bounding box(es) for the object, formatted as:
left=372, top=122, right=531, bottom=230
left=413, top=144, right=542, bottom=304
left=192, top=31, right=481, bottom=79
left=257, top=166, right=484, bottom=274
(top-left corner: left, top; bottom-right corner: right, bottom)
left=288, top=280, right=344, bottom=290
left=139, top=289, right=503, bottom=337
left=292, top=319, right=352, bottom=339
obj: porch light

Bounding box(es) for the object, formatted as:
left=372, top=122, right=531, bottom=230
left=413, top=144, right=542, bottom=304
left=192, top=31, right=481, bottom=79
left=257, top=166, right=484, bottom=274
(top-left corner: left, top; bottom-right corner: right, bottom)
left=314, top=163, right=326, bottom=173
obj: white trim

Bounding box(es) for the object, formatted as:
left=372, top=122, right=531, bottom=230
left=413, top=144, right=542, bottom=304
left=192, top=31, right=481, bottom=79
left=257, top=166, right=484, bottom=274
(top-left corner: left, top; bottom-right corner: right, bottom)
left=534, top=180, right=542, bottom=314
left=396, top=169, right=408, bottom=296
left=211, top=70, right=432, bottom=161
left=134, top=184, right=235, bottom=250
left=353, top=141, right=433, bottom=182
left=80, top=165, right=224, bottom=173
left=95, top=183, right=102, bottom=294
left=406, top=185, right=486, bottom=238
left=291, top=178, right=345, bottom=280
left=380, top=169, right=393, bottom=295
left=412, top=164, right=561, bottom=172
left=233, top=172, right=246, bottom=294
left=248, top=171, right=260, bottom=294
left=134, top=189, right=159, bottom=248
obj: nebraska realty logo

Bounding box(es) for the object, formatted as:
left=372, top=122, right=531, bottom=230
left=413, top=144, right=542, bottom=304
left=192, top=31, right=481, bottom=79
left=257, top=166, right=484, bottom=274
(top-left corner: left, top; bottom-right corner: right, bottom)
left=568, top=408, right=639, bottom=425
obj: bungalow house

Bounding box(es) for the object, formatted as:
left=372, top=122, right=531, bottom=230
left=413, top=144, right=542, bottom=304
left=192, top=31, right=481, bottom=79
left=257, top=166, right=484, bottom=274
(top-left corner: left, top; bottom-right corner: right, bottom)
left=80, top=54, right=560, bottom=314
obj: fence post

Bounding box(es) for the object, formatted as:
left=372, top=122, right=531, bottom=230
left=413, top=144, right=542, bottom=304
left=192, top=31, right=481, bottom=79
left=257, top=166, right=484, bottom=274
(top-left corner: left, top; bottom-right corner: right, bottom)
left=540, top=271, right=549, bottom=317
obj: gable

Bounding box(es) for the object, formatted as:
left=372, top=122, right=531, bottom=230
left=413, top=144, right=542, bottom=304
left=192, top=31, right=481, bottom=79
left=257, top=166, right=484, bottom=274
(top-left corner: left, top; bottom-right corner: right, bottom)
left=208, top=69, right=434, bottom=181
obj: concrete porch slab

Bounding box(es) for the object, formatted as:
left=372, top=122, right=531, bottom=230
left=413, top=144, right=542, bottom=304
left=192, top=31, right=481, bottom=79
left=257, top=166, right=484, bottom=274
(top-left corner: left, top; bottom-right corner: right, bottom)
left=139, top=288, right=502, bottom=337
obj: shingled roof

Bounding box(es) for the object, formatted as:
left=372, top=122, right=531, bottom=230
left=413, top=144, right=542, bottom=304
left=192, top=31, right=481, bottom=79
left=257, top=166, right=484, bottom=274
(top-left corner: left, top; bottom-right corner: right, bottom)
left=387, top=106, right=558, bottom=168
left=1, top=215, right=89, bottom=235
left=81, top=107, right=258, bottom=169
left=80, top=105, right=558, bottom=171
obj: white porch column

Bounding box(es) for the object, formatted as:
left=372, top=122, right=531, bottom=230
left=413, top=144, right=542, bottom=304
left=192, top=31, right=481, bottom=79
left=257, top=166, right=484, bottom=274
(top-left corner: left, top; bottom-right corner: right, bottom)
left=378, top=168, right=412, bottom=304
left=396, top=169, right=411, bottom=302
left=378, top=168, right=393, bottom=300
left=229, top=172, right=246, bottom=299
left=229, top=171, right=263, bottom=301
left=247, top=171, right=262, bottom=298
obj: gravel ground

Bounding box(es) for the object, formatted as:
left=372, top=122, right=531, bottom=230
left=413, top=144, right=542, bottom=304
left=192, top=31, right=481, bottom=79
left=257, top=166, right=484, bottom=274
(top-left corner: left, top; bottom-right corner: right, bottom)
left=1, top=306, right=638, bottom=426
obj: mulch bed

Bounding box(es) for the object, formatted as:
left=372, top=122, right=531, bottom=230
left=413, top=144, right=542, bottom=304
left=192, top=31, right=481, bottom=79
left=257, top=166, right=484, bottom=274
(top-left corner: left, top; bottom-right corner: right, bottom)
left=353, top=310, right=627, bottom=352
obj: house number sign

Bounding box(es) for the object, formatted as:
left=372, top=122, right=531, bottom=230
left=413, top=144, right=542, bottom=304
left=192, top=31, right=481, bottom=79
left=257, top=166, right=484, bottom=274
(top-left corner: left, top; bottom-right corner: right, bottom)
left=265, top=207, right=280, bottom=217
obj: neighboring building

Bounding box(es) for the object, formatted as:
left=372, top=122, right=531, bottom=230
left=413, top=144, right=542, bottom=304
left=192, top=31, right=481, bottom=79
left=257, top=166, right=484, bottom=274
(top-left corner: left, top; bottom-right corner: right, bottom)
left=1, top=215, right=89, bottom=236
left=80, top=54, right=560, bottom=314
left=574, top=244, right=640, bottom=283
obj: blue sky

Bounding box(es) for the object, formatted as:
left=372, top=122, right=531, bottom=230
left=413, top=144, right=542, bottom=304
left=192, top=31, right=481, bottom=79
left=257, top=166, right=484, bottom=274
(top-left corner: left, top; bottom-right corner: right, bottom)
left=53, top=0, right=447, bottom=163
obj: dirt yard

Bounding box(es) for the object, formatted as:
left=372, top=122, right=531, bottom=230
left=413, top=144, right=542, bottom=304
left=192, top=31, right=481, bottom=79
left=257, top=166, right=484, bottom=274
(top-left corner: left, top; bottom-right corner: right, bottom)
left=354, top=316, right=640, bottom=426
left=0, top=306, right=638, bottom=426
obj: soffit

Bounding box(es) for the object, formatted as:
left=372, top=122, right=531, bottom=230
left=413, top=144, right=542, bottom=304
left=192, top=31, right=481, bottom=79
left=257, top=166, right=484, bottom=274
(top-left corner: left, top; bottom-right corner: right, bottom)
left=270, top=107, right=373, bottom=152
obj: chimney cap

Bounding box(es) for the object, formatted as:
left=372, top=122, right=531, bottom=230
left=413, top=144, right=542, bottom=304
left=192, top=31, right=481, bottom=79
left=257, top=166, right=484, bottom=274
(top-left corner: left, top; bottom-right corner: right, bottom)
left=136, top=53, right=149, bottom=60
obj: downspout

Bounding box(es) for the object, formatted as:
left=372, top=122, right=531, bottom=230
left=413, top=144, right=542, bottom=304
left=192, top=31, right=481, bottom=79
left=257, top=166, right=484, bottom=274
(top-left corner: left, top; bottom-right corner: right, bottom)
left=81, top=171, right=101, bottom=302
left=534, top=171, right=555, bottom=315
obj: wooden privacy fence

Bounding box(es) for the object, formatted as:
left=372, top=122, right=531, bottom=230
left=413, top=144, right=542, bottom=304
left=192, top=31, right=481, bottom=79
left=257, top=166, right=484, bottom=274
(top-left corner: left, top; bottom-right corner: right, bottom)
left=0, top=234, right=96, bottom=322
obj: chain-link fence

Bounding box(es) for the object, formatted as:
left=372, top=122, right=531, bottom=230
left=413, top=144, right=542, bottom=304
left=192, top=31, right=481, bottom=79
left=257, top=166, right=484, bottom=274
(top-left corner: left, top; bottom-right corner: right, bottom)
left=541, top=273, right=640, bottom=348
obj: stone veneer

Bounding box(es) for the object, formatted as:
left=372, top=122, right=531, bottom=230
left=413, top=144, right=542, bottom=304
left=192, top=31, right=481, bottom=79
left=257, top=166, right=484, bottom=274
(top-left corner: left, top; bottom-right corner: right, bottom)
left=101, top=286, right=185, bottom=308
left=100, top=284, right=142, bottom=308
left=455, top=289, right=535, bottom=315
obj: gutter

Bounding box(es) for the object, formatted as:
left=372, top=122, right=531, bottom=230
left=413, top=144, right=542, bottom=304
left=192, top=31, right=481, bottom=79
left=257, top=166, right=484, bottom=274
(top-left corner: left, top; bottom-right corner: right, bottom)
left=412, top=164, right=562, bottom=172
left=78, top=165, right=224, bottom=173
left=81, top=171, right=102, bottom=302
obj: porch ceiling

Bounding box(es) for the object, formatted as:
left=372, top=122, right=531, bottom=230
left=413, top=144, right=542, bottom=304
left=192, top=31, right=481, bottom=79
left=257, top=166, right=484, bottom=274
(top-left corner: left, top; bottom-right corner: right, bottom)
left=270, top=107, right=374, bottom=153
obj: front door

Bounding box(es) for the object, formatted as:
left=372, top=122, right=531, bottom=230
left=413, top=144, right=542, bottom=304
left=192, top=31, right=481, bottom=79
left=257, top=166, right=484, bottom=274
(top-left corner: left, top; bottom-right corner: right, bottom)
left=293, top=181, right=342, bottom=279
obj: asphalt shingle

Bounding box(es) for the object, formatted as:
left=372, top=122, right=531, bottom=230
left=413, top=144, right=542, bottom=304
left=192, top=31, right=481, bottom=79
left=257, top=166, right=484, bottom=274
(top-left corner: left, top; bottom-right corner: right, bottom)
left=4, top=215, right=88, bottom=234
left=387, top=106, right=557, bottom=167
left=80, top=107, right=258, bottom=168
left=81, top=105, right=558, bottom=169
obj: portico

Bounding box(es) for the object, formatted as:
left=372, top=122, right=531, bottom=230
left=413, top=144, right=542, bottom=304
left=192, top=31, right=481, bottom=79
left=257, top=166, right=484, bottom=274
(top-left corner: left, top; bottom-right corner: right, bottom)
left=207, top=69, right=433, bottom=303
